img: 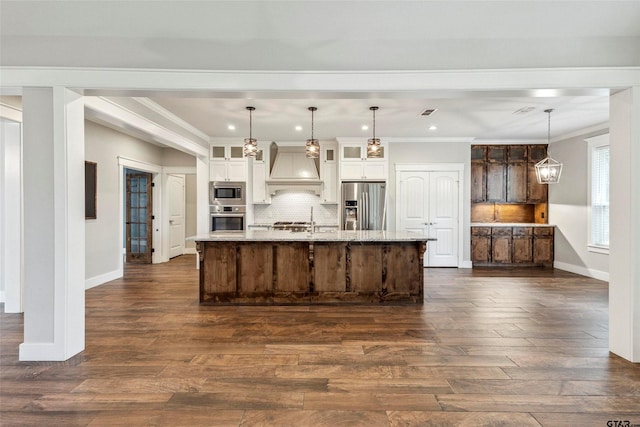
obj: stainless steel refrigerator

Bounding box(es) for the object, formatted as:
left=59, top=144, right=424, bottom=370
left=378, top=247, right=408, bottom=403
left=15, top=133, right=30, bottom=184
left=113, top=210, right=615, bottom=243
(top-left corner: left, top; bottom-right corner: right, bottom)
left=341, top=181, right=387, bottom=230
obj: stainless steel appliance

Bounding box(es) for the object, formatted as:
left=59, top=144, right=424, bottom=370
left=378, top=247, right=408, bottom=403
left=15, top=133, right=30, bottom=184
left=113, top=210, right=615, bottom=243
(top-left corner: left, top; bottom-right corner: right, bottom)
left=341, top=181, right=387, bottom=230
left=210, top=205, right=246, bottom=232
left=210, top=181, right=245, bottom=206
left=272, top=221, right=311, bottom=232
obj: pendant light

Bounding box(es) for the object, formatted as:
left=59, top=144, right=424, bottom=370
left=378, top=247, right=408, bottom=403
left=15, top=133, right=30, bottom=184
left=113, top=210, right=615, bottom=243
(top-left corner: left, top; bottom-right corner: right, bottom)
left=535, top=109, right=563, bottom=184
left=243, top=106, right=258, bottom=157
left=367, top=106, right=382, bottom=158
left=305, top=107, right=320, bottom=158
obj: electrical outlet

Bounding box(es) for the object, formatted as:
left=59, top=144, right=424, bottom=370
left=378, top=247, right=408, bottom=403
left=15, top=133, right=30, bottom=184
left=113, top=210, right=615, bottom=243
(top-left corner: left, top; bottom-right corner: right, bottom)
left=541, top=212, right=545, bottom=219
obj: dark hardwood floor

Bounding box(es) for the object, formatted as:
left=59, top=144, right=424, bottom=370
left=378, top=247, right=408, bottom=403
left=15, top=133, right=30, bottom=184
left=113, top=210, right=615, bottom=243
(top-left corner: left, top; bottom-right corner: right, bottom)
left=1, top=255, right=639, bottom=426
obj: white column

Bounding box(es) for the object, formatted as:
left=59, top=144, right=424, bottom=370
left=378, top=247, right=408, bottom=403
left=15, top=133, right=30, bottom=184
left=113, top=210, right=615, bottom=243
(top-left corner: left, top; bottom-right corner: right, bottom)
left=609, top=86, right=640, bottom=363
left=0, top=119, right=23, bottom=313
left=19, top=87, right=85, bottom=361
left=196, top=155, right=210, bottom=235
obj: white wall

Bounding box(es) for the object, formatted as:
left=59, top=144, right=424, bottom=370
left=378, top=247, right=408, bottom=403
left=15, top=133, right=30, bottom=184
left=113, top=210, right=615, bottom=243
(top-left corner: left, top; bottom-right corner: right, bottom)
left=1, top=119, right=23, bottom=312
left=185, top=174, right=197, bottom=250
left=549, top=130, right=609, bottom=280
left=84, top=120, right=197, bottom=286
left=388, top=141, right=471, bottom=264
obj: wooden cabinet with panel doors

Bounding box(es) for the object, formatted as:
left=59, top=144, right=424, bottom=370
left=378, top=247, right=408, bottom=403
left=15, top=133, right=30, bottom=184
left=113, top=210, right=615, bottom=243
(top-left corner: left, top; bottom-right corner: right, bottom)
left=471, top=226, right=554, bottom=267
left=471, top=144, right=548, bottom=204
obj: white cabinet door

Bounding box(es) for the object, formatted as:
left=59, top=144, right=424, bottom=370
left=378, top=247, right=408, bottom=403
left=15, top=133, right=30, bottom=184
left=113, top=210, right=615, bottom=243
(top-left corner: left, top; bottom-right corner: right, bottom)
left=362, top=162, right=387, bottom=179
left=252, top=162, right=268, bottom=203
left=322, top=162, right=337, bottom=203
left=340, top=162, right=364, bottom=180
left=209, top=160, right=227, bottom=182
left=226, top=161, right=247, bottom=181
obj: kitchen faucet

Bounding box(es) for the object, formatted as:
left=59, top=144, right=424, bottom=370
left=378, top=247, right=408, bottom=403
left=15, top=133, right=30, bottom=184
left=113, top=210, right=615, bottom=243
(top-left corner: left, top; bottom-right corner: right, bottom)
left=310, top=207, right=314, bottom=235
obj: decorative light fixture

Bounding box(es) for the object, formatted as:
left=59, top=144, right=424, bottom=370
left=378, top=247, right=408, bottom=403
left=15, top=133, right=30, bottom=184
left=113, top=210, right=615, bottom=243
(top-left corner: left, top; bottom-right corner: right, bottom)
left=305, top=106, right=320, bottom=158
left=367, top=106, right=382, bottom=157
left=243, top=106, right=258, bottom=157
left=535, top=109, right=563, bottom=184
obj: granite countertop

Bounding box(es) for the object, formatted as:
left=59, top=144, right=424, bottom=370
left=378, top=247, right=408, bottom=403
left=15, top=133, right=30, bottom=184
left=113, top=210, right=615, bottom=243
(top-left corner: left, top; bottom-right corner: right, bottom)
left=471, top=223, right=556, bottom=227
left=189, top=230, right=435, bottom=242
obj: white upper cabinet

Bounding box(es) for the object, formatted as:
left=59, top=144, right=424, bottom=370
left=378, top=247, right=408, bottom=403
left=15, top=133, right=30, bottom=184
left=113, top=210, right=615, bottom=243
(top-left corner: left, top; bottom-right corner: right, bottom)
left=320, top=142, right=338, bottom=203
left=251, top=143, right=270, bottom=204
left=209, top=142, right=247, bottom=182
left=339, top=140, right=388, bottom=180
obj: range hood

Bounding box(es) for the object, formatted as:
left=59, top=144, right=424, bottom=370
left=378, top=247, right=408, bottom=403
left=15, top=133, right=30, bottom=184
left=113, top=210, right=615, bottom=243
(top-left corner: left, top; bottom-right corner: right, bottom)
left=267, top=143, right=322, bottom=195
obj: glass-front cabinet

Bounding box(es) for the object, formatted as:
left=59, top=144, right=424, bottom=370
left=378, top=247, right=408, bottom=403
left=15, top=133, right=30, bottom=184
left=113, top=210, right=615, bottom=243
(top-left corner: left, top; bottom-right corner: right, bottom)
left=210, top=142, right=247, bottom=182
left=338, top=140, right=388, bottom=180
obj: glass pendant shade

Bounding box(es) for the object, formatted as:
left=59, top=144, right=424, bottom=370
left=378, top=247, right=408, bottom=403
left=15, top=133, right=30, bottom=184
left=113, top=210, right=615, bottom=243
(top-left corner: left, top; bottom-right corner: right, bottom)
left=305, top=107, right=320, bottom=158
left=535, top=109, right=563, bottom=184
left=535, top=156, right=563, bottom=184
left=305, top=139, right=320, bottom=158
left=367, top=138, right=382, bottom=157
left=366, top=106, right=382, bottom=157
left=243, top=106, right=258, bottom=157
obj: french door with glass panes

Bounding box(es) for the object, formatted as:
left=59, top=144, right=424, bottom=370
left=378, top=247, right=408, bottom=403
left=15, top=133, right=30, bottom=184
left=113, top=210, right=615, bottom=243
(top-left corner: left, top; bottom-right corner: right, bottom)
left=126, top=171, right=153, bottom=263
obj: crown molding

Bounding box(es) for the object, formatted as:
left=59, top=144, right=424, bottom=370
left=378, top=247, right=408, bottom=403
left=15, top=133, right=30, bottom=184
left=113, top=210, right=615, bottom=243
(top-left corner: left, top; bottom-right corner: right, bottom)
left=85, top=96, right=208, bottom=158
left=133, top=97, right=210, bottom=142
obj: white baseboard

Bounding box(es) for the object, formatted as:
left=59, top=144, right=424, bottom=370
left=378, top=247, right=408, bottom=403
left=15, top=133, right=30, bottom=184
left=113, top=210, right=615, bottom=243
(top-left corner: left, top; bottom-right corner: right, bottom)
left=459, top=260, right=473, bottom=269
left=0, top=290, right=5, bottom=304
left=184, top=247, right=197, bottom=255
left=554, top=261, right=609, bottom=282
left=85, top=268, right=123, bottom=290
left=19, top=342, right=82, bottom=361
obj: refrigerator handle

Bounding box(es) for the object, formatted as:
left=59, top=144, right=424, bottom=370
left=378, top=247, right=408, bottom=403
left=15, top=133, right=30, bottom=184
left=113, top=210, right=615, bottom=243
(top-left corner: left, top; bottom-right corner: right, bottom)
left=365, top=191, right=369, bottom=230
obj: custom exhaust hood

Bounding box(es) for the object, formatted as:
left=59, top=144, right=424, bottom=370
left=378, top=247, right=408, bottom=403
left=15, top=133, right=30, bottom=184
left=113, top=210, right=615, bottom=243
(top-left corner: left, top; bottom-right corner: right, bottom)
left=267, top=143, right=322, bottom=195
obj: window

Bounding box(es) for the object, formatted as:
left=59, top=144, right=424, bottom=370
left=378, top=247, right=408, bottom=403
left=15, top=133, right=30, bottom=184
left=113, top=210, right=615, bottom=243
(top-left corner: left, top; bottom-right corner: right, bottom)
left=587, top=134, right=609, bottom=253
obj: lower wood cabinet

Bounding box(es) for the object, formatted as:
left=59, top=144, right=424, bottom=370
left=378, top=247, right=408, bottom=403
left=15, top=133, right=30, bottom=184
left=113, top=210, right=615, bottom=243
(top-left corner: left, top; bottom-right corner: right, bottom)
left=471, top=226, right=554, bottom=267
left=491, top=227, right=512, bottom=264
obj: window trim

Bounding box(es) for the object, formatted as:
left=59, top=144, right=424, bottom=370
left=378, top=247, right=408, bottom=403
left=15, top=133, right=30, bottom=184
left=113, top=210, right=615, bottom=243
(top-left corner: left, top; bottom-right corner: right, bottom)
left=586, top=133, right=610, bottom=255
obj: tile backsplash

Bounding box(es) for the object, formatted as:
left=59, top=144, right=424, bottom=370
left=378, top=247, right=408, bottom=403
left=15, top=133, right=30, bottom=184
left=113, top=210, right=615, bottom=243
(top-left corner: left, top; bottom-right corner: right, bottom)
left=253, top=190, right=338, bottom=224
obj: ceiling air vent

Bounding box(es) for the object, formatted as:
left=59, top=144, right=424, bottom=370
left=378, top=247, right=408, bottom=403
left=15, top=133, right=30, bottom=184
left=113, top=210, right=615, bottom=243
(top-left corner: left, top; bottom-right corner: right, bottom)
left=513, top=106, right=536, bottom=115
left=420, top=108, right=438, bottom=117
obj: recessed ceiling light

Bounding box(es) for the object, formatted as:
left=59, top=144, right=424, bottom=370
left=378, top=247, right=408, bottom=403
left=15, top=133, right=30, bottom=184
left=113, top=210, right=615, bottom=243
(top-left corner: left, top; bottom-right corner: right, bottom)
left=227, top=124, right=236, bottom=130
left=428, top=125, right=438, bottom=131
left=362, top=125, right=369, bottom=131
left=295, top=125, right=303, bottom=131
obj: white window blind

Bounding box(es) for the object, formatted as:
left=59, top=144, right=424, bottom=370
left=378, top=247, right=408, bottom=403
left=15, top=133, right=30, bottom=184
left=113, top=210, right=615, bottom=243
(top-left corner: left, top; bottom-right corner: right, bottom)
left=588, top=136, right=610, bottom=251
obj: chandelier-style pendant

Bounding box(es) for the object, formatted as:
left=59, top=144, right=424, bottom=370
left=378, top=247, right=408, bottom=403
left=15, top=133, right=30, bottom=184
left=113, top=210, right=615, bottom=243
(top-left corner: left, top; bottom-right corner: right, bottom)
left=243, top=106, right=258, bottom=157
left=367, top=106, right=382, bottom=158
left=535, top=156, right=563, bottom=184
left=535, top=109, right=563, bottom=184
left=305, top=107, right=320, bottom=159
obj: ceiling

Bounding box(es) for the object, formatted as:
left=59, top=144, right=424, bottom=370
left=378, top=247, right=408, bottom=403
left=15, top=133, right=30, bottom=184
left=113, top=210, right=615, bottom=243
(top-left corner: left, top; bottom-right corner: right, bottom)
left=2, top=1, right=637, bottom=143
left=148, top=93, right=609, bottom=142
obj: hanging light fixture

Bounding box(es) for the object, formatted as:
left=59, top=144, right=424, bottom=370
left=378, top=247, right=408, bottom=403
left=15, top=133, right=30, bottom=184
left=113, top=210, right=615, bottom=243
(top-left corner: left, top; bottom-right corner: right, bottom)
left=535, top=109, right=563, bottom=184
left=243, top=106, right=258, bottom=157
left=367, top=106, right=382, bottom=158
left=305, top=106, right=320, bottom=158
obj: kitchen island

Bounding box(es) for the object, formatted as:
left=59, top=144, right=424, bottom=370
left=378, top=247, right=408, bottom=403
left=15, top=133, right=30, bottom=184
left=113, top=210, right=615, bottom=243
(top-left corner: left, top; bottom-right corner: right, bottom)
left=192, top=230, right=431, bottom=305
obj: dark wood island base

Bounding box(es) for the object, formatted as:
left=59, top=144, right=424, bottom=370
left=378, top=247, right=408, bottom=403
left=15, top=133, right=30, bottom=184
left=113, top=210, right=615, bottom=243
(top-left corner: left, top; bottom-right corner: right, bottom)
left=196, top=237, right=427, bottom=305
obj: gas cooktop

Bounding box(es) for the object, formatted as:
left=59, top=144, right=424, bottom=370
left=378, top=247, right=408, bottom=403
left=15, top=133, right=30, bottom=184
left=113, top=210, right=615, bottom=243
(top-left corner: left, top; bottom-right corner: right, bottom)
left=271, top=221, right=311, bottom=232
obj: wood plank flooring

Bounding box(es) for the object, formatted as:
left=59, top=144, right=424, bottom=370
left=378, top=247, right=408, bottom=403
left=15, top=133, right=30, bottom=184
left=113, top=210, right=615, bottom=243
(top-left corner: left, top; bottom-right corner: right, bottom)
left=2, top=256, right=639, bottom=426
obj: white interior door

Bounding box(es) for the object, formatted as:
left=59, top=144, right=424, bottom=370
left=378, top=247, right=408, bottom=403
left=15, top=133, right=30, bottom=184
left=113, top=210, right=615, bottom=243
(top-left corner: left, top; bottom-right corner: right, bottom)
left=427, top=171, right=459, bottom=267
left=168, top=174, right=185, bottom=259
left=398, top=171, right=429, bottom=235
left=397, top=169, right=459, bottom=267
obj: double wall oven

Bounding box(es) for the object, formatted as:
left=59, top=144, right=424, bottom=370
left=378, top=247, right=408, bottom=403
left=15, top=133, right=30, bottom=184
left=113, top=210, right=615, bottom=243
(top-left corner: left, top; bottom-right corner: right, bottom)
left=210, top=181, right=246, bottom=232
